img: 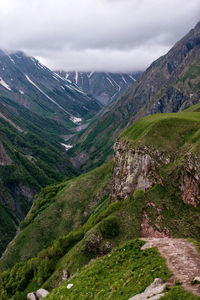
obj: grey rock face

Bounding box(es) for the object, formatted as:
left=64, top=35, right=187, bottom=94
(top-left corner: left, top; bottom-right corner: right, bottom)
left=128, top=278, right=166, bottom=300
left=112, top=138, right=200, bottom=208
left=111, top=141, right=169, bottom=201
left=55, top=71, right=140, bottom=106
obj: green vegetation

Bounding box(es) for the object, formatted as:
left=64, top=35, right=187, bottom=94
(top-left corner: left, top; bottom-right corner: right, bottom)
left=119, top=112, right=200, bottom=239
left=160, top=287, right=200, bottom=299
left=0, top=227, right=84, bottom=299
left=121, top=112, right=200, bottom=153
left=0, top=162, right=112, bottom=271
left=68, top=108, right=130, bottom=172
left=46, top=240, right=170, bottom=300
left=100, top=215, right=119, bottom=238
left=1, top=100, right=200, bottom=299
left=0, top=110, right=76, bottom=255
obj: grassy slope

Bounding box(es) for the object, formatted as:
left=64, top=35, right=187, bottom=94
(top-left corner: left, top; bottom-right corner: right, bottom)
left=1, top=110, right=200, bottom=299
left=121, top=112, right=200, bottom=149
left=44, top=110, right=200, bottom=300
left=0, top=104, right=76, bottom=255
left=46, top=240, right=171, bottom=300
left=0, top=162, right=112, bottom=271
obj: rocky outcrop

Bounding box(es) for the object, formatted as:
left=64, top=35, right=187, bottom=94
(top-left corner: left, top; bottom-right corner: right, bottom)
left=181, top=175, right=200, bottom=207
left=112, top=140, right=200, bottom=207
left=111, top=141, right=169, bottom=201
left=128, top=278, right=166, bottom=300
left=180, top=153, right=200, bottom=207
left=150, top=87, right=189, bottom=115
left=141, top=209, right=171, bottom=238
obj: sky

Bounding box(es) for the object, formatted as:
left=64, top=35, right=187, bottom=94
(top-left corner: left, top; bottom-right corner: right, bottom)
left=0, top=0, right=200, bottom=72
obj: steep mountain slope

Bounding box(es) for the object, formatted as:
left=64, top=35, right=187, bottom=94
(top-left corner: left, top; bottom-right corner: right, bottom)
left=0, top=50, right=101, bottom=125
left=0, top=162, right=112, bottom=271
left=56, top=71, right=141, bottom=106
left=0, top=98, right=76, bottom=256
left=0, top=107, right=200, bottom=299
left=0, top=50, right=102, bottom=255
left=68, top=21, right=200, bottom=172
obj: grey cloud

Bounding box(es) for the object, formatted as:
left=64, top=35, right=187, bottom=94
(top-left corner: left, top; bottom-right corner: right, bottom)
left=0, top=0, right=200, bottom=72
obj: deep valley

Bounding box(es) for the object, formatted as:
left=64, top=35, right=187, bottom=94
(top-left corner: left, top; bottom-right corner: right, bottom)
left=0, top=19, right=200, bottom=300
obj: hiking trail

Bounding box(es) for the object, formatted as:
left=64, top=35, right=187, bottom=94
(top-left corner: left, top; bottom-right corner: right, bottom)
left=142, top=238, right=200, bottom=296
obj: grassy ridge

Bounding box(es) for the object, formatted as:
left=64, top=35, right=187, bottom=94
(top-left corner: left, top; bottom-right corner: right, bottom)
left=121, top=112, right=200, bottom=152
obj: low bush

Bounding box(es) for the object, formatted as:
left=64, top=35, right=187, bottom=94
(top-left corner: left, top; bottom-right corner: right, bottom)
left=100, top=215, right=119, bottom=238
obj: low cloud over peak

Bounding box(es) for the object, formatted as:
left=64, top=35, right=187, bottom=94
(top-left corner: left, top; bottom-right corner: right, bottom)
left=0, top=0, right=199, bottom=72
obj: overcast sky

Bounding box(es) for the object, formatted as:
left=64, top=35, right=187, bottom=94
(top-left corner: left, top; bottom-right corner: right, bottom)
left=0, top=0, right=200, bottom=72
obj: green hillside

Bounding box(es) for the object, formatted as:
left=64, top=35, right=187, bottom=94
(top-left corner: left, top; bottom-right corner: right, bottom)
left=0, top=102, right=76, bottom=255
left=0, top=162, right=112, bottom=271
left=121, top=112, right=200, bottom=151
left=0, top=108, right=200, bottom=299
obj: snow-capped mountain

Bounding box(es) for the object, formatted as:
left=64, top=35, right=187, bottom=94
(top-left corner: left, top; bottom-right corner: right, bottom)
left=0, top=50, right=101, bottom=125
left=56, top=71, right=141, bottom=106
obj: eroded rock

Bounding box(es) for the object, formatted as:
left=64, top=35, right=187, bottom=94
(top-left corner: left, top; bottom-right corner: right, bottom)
left=112, top=143, right=163, bottom=201
left=181, top=175, right=200, bottom=207
left=112, top=139, right=200, bottom=208
left=141, top=210, right=171, bottom=238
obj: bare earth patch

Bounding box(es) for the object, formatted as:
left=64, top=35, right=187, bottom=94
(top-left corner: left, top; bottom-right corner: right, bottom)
left=142, top=238, right=200, bottom=296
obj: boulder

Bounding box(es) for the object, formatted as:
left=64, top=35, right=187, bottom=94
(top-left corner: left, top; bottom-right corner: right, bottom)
left=27, top=293, right=37, bottom=300
left=36, top=288, right=49, bottom=299
left=128, top=278, right=166, bottom=300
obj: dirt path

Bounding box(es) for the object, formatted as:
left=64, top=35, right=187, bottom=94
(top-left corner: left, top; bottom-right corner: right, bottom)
left=142, top=238, right=200, bottom=296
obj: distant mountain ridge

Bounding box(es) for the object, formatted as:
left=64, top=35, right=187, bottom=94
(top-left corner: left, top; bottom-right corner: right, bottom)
left=55, top=71, right=141, bottom=106
left=0, top=50, right=101, bottom=125
left=68, top=21, right=200, bottom=172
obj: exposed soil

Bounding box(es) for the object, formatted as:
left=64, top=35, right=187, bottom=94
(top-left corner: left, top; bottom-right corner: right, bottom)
left=142, top=238, right=200, bottom=296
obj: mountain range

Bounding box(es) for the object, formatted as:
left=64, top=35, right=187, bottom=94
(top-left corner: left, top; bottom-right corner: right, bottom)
left=67, top=21, right=200, bottom=172
left=56, top=71, right=141, bottom=106
left=0, top=21, right=200, bottom=300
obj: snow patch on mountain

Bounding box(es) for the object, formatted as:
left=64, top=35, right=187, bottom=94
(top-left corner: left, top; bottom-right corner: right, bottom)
left=60, top=143, right=73, bottom=151
left=106, top=76, right=115, bottom=87
left=70, top=116, right=82, bottom=124
left=0, top=77, right=11, bottom=91
left=8, top=55, right=15, bottom=64
left=88, top=72, right=94, bottom=78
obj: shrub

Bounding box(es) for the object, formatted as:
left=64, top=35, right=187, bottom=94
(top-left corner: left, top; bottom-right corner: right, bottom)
left=84, top=230, right=102, bottom=254
left=100, top=216, right=119, bottom=239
